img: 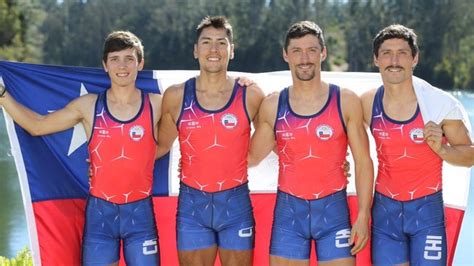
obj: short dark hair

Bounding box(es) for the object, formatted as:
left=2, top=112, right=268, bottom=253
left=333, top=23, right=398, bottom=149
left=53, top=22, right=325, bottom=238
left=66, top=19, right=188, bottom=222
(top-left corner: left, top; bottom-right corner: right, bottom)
left=196, top=16, right=233, bottom=43
left=102, top=31, right=144, bottom=63
left=284, top=21, right=325, bottom=52
left=373, top=24, right=418, bottom=57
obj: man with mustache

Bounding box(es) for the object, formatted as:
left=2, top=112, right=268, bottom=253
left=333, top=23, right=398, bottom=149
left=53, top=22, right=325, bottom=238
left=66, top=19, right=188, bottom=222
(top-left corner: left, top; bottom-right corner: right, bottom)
left=361, top=24, right=472, bottom=265
left=248, top=21, right=374, bottom=266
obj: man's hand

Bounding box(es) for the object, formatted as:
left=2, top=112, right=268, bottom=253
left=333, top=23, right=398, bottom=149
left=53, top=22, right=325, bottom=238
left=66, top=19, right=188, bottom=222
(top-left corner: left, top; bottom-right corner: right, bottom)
left=0, top=84, right=6, bottom=100
left=349, top=213, right=370, bottom=255
left=424, top=121, right=445, bottom=155
left=236, top=76, right=255, bottom=87
left=86, top=158, right=92, bottom=187
left=342, top=152, right=351, bottom=178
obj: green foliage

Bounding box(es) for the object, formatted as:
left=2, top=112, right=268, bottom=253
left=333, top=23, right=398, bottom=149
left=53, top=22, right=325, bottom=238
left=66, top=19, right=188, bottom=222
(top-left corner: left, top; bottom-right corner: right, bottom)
left=1, top=0, right=473, bottom=91
left=0, top=0, right=45, bottom=62
left=0, top=247, right=33, bottom=266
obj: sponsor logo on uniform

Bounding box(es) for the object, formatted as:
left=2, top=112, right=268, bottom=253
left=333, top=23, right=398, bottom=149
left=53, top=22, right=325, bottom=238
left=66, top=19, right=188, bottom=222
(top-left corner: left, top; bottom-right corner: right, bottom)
left=186, top=120, right=201, bottom=129
left=377, top=131, right=390, bottom=139
left=280, top=132, right=295, bottom=140
left=97, top=129, right=110, bottom=138
left=424, top=235, right=443, bottom=260
left=316, top=124, right=333, bottom=141
left=221, top=113, right=238, bottom=129
left=335, top=228, right=351, bottom=248
left=142, top=239, right=158, bottom=255
left=129, top=125, right=145, bottom=141
left=238, top=226, right=253, bottom=238
left=410, top=128, right=424, bottom=144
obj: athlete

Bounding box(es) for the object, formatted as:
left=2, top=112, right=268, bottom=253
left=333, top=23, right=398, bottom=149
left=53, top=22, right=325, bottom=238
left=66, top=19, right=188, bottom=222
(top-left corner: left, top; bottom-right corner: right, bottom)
left=156, top=16, right=264, bottom=266
left=361, top=24, right=472, bottom=265
left=248, top=21, right=374, bottom=266
left=0, top=31, right=161, bottom=265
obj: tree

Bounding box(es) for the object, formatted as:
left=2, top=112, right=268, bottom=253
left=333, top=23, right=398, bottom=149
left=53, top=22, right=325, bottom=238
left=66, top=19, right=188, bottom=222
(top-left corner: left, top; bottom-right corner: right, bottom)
left=0, top=0, right=44, bottom=62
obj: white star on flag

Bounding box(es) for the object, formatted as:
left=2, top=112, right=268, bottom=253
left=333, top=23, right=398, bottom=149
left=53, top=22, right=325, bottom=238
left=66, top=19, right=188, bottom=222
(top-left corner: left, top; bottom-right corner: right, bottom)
left=67, top=83, right=89, bottom=156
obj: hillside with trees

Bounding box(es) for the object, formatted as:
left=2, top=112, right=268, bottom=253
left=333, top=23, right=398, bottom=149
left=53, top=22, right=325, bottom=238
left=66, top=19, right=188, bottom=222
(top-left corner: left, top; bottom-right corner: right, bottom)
left=1, top=0, right=473, bottom=91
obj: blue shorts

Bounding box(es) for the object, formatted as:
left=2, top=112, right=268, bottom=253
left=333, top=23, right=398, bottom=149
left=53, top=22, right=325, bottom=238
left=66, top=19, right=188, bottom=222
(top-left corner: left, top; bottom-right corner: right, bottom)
left=372, top=191, right=447, bottom=266
left=82, top=196, right=160, bottom=265
left=176, top=182, right=255, bottom=251
left=270, top=190, right=353, bottom=261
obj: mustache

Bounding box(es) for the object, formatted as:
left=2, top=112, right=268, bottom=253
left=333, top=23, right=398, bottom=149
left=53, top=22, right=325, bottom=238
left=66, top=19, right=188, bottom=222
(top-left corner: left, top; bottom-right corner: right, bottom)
left=385, top=66, right=404, bottom=71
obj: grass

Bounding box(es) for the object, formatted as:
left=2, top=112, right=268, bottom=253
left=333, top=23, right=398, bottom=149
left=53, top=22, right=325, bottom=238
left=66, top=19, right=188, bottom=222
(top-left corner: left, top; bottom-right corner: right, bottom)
left=0, top=247, right=32, bottom=266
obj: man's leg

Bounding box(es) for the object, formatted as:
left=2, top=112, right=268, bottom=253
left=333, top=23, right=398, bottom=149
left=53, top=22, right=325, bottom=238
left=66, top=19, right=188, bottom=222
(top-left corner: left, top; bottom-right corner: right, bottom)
left=176, top=183, right=218, bottom=265
left=371, top=192, right=409, bottom=266
left=312, top=191, right=354, bottom=266
left=82, top=196, right=121, bottom=266
left=122, top=197, right=160, bottom=265
left=178, top=246, right=218, bottom=266
left=214, top=184, right=255, bottom=266
left=219, top=248, right=253, bottom=266
left=406, top=191, right=446, bottom=266
left=270, top=191, right=312, bottom=266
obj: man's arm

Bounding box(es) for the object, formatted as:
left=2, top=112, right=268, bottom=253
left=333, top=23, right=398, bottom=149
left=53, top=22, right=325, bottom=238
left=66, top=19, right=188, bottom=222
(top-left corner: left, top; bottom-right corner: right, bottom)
left=0, top=89, right=92, bottom=136
left=149, top=93, right=163, bottom=141
left=341, top=89, right=374, bottom=255
left=360, top=89, right=377, bottom=128
left=424, top=120, right=473, bottom=167
left=245, top=83, right=265, bottom=124
left=248, top=92, right=278, bottom=167
left=155, top=84, right=183, bottom=159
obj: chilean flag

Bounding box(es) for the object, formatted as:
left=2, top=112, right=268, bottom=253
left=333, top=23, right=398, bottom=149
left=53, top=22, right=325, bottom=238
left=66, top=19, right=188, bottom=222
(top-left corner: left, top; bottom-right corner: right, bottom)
left=0, top=61, right=470, bottom=266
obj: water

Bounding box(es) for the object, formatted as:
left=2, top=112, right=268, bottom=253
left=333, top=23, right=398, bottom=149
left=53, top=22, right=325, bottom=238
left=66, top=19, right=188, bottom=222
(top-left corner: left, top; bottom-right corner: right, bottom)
left=0, top=94, right=473, bottom=263
left=0, top=109, right=28, bottom=258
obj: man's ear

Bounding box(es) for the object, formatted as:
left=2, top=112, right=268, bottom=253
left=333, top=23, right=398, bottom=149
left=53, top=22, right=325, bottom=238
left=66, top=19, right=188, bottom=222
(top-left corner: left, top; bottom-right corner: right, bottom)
left=193, top=44, right=198, bottom=59
left=283, top=48, right=289, bottom=63
left=321, top=47, right=327, bottom=62
left=373, top=55, right=379, bottom=68
left=230, top=43, right=235, bottom=60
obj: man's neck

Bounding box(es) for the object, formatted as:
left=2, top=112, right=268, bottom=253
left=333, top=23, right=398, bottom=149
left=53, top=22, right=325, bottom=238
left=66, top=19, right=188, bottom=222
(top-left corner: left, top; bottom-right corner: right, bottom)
left=291, top=77, right=326, bottom=98
left=107, top=85, right=140, bottom=104
left=196, top=71, right=232, bottom=92
left=383, top=80, right=416, bottom=103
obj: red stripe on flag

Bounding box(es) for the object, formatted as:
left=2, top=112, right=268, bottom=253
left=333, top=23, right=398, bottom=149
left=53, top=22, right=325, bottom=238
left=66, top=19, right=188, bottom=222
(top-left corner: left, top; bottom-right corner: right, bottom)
left=34, top=199, right=85, bottom=265
left=32, top=195, right=464, bottom=265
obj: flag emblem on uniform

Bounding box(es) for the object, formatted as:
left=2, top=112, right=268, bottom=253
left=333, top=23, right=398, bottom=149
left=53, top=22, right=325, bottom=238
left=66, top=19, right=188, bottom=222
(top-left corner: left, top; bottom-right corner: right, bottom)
left=316, top=124, right=333, bottom=141
left=129, top=125, right=145, bottom=141
left=409, top=128, right=424, bottom=144
left=221, top=113, right=238, bottom=129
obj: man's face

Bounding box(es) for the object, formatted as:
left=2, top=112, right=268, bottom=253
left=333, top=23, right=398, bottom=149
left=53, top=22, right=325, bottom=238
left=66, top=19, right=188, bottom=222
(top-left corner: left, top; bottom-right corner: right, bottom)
left=194, top=27, right=234, bottom=74
left=103, top=48, right=143, bottom=87
left=374, top=38, right=418, bottom=85
left=283, top=34, right=326, bottom=82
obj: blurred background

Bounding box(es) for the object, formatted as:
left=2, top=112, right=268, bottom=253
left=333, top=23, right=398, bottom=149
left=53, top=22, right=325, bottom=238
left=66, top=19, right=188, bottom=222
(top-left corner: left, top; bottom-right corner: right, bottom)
left=0, top=0, right=473, bottom=264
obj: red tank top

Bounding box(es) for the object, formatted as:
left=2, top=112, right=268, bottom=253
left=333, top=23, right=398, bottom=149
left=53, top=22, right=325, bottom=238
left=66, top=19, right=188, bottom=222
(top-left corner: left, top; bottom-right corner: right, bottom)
left=88, top=91, right=156, bottom=204
left=275, top=85, right=348, bottom=200
left=177, top=78, right=250, bottom=192
left=371, top=86, right=443, bottom=201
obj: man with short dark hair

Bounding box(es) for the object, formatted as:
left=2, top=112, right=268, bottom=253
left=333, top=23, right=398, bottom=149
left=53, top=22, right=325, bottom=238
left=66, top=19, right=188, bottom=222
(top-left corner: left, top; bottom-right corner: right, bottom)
left=248, top=21, right=373, bottom=266
left=156, top=16, right=264, bottom=266
left=361, top=24, right=472, bottom=265
left=0, top=31, right=161, bottom=265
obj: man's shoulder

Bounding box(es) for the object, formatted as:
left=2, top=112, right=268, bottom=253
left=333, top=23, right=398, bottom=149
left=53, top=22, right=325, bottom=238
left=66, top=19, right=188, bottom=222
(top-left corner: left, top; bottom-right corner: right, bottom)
left=161, top=82, right=186, bottom=108
left=72, top=93, right=98, bottom=106
left=360, top=88, right=378, bottom=105
left=261, top=91, right=280, bottom=109
left=163, top=83, right=185, bottom=97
